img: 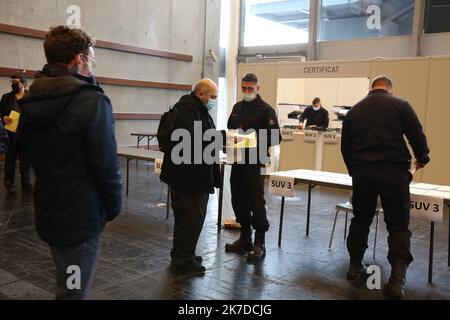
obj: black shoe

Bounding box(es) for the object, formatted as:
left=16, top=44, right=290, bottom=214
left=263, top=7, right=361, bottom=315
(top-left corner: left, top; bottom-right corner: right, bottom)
left=247, top=244, right=266, bottom=262
left=247, top=232, right=266, bottom=262
left=22, top=183, right=33, bottom=193
left=225, top=237, right=253, bottom=254
left=194, top=255, right=202, bottom=263
left=383, top=263, right=407, bottom=299
left=347, top=262, right=367, bottom=280
left=170, top=259, right=206, bottom=276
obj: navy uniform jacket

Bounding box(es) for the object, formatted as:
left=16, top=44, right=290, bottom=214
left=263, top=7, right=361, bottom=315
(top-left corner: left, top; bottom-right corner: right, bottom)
left=299, top=106, right=329, bottom=128
left=228, top=95, right=281, bottom=165
left=341, top=89, right=430, bottom=175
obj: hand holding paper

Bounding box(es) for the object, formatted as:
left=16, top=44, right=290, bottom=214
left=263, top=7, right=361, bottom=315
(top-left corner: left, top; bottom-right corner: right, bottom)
left=226, top=130, right=257, bottom=148
left=5, top=111, right=20, bottom=133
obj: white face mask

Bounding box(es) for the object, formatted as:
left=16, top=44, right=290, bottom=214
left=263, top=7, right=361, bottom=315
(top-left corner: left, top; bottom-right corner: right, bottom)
left=313, top=105, right=321, bottom=111
left=243, top=92, right=257, bottom=102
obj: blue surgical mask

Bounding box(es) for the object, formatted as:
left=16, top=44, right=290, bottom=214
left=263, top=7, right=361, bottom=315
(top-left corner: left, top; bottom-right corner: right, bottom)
left=206, top=99, right=217, bottom=110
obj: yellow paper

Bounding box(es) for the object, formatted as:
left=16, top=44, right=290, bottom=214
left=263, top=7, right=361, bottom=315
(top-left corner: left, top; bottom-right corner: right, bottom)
left=5, top=110, right=20, bottom=133
left=229, top=131, right=257, bottom=149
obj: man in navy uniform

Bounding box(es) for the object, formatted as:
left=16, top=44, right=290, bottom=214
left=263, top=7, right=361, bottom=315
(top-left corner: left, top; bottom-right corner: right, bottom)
left=225, top=73, right=281, bottom=262
left=341, top=75, right=430, bottom=299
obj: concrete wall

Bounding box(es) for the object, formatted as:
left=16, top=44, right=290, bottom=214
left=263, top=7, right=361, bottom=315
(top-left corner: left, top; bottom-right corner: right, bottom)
left=0, top=0, right=221, bottom=146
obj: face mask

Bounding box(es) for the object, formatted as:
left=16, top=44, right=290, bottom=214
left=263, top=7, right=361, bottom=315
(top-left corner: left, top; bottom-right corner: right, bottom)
left=313, top=105, right=321, bottom=111
left=243, top=92, right=257, bottom=102
left=11, top=83, right=21, bottom=93
left=206, top=99, right=217, bottom=110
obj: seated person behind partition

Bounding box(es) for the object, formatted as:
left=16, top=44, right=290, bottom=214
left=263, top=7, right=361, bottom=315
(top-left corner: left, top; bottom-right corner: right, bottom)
left=298, top=97, right=329, bottom=130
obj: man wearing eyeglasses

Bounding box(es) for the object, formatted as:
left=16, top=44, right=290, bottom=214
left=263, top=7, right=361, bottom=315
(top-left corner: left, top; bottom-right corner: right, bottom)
left=0, top=73, right=33, bottom=194
left=19, top=25, right=122, bottom=300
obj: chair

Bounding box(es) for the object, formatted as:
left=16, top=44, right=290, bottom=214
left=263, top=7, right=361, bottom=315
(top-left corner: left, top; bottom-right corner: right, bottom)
left=328, top=194, right=383, bottom=260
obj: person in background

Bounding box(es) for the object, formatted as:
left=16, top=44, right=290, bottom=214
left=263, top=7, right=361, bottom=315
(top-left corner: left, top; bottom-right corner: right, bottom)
left=0, top=73, right=32, bottom=194
left=19, top=25, right=122, bottom=300
left=341, top=75, right=430, bottom=299
left=299, top=97, right=329, bottom=129
left=225, top=73, right=281, bottom=262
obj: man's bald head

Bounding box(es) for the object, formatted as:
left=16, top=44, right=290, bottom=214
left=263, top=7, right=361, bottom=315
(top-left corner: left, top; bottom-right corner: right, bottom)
left=193, top=78, right=218, bottom=105
left=371, top=75, right=393, bottom=95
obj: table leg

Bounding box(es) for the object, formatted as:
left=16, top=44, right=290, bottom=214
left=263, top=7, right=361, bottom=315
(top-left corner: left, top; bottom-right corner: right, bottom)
left=278, top=197, right=285, bottom=247
left=429, top=221, right=435, bottom=283
left=136, top=137, right=141, bottom=168
left=306, top=184, right=313, bottom=237
left=126, top=158, right=130, bottom=196
left=166, top=185, right=171, bottom=220
left=217, top=163, right=225, bottom=230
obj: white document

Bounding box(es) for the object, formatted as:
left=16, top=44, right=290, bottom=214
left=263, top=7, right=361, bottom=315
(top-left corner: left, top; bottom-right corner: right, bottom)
left=269, top=175, right=295, bottom=198
left=303, top=130, right=318, bottom=143
left=410, top=194, right=444, bottom=223
left=281, top=128, right=295, bottom=141
left=323, top=132, right=338, bottom=144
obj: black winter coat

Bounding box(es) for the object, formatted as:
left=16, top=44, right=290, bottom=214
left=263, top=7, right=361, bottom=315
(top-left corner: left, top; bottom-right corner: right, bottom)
left=20, top=65, right=122, bottom=246
left=160, top=92, right=222, bottom=194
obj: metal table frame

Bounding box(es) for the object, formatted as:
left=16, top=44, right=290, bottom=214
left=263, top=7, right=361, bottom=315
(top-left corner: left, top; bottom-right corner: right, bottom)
left=118, top=147, right=226, bottom=227
left=118, top=148, right=171, bottom=219
left=131, top=133, right=158, bottom=150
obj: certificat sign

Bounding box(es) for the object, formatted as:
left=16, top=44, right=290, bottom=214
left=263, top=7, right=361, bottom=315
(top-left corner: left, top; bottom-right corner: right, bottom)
left=281, top=128, right=295, bottom=141
left=303, top=130, right=318, bottom=143
left=410, top=194, right=444, bottom=223
left=154, top=158, right=163, bottom=175
left=323, top=132, right=338, bottom=144
left=269, top=175, right=295, bottom=198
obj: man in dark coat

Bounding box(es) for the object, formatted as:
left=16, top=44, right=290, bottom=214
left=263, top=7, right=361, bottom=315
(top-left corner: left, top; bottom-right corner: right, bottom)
left=341, top=75, right=430, bottom=299
left=20, top=25, right=122, bottom=300
left=160, top=78, right=222, bottom=276
left=0, top=73, right=32, bottom=194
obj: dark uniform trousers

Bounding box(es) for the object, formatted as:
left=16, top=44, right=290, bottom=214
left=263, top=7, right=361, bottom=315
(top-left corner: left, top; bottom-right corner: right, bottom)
left=347, top=164, right=413, bottom=266
left=170, top=190, right=209, bottom=265
left=230, top=164, right=269, bottom=232
left=4, top=132, right=30, bottom=187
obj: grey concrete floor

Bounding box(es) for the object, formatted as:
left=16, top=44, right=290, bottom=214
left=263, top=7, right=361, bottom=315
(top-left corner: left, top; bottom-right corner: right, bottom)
left=0, top=159, right=449, bottom=300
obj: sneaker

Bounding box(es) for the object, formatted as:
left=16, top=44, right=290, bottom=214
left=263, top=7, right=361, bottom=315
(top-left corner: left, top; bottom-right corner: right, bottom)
left=170, top=259, right=206, bottom=276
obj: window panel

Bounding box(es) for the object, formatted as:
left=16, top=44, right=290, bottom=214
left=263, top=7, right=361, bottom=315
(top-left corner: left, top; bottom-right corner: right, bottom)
left=242, top=0, right=310, bottom=47
left=319, top=0, right=415, bottom=41
left=424, top=0, right=450, bottom=34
